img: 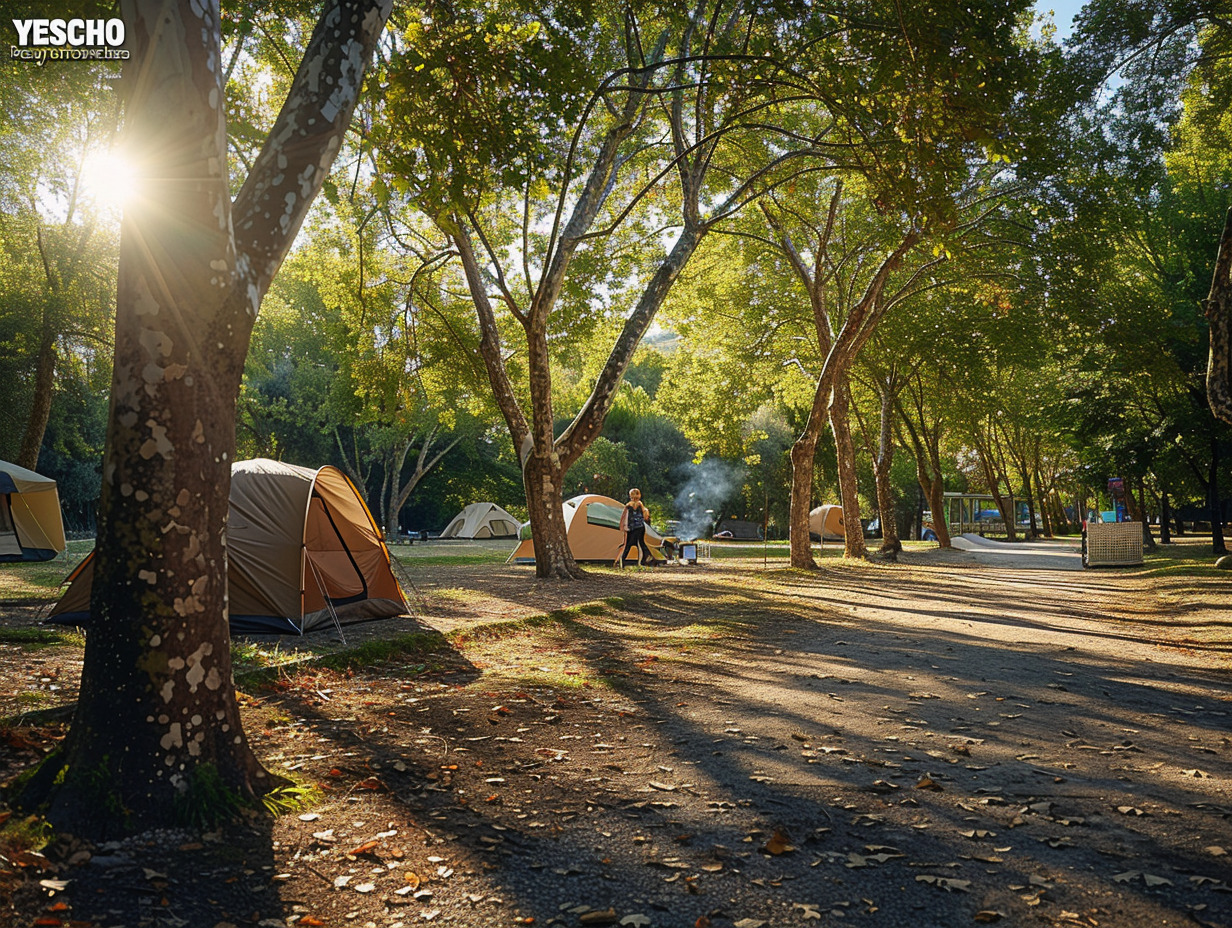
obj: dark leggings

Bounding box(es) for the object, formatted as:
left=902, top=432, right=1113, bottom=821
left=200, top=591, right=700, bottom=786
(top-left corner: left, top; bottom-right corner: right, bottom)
left=621, top=527, right=653, bottom=565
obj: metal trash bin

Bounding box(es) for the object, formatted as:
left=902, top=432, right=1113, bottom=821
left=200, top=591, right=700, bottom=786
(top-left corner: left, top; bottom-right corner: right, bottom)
left=1083, top=521, right=1143, bottom=568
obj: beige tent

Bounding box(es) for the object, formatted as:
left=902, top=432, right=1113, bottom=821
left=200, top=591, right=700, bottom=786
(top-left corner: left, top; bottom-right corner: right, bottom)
left=0, top=459, right=66, bottom=562
left=440, top=502, right=520, bottom=539
left=509, top=494, right=666, bottom=564
left=49, top=459, right=408, bottom=635
left=809, top=504, right=845, bottom=541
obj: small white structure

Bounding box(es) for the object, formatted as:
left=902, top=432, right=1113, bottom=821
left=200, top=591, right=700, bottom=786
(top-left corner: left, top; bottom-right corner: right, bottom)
left=440, top=502, right=521, bottom=539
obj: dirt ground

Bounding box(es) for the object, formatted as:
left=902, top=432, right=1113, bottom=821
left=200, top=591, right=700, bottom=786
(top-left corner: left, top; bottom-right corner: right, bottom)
left=1, top=541, right=1230, bottom=928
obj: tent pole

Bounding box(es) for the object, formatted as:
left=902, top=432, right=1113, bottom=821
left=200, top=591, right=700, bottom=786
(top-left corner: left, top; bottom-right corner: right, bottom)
left=306, top=556, right=347, bottom=645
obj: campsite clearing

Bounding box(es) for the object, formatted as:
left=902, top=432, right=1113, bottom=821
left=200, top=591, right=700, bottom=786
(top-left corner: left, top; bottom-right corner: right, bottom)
left=1, top=541, right=1230, bottom=928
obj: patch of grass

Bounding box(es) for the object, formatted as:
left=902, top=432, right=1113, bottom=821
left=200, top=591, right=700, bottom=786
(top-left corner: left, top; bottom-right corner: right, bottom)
left=173, top=763, right=247, bottom=831
left=261, top=776, right=322, bottom=817
left=315, top=631, right=446, bottom=671
left=0, top=627, right=84, bottom=649
left=0, top=812, right=53, bottom=855
left=13, top=692, right=54, bottom=708
left=237, top=630, right=450, bottom=689
left=450, top=600, right=613, bottom=646
left=424, top=587, right=492, bottom=604
left=0, top=543, right=91, bottom=602
left=231, top=640, right=304, bottom=672
left=1141, top=562, right=1228, bottom=579
left=393, top=553, right=511, bottom=568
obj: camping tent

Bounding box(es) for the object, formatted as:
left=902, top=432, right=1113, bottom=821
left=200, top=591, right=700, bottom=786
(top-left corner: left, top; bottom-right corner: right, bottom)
left=48, top=459, right=408, bottom=635
left=0, top=460, right=66, bottom=562
left=715, top=519, right=762, bottom=541
left=440, top=502, right=520, bottom=539
left=809, top=504, right=845, bottom=541
left=509, top=494, right=666, bottom=564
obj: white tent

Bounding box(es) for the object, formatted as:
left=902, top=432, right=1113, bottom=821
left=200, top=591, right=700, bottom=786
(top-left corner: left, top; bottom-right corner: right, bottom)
left=0, top=459, right=66, bottom=562
left=440, top=502, right=520, bottom=539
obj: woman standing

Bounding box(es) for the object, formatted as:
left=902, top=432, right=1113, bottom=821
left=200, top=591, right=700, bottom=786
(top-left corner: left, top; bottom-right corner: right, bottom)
left=619, top=488, right=654, bottom=567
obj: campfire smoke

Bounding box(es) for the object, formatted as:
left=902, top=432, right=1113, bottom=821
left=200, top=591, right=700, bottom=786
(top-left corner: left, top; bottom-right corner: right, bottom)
left=673, top=459, right=742, bottom=540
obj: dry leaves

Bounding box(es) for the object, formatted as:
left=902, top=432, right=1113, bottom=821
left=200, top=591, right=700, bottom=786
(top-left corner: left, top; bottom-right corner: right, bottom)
left=1113, top=870, right=1173, bottom=887
left=761, top=828, right=796, bottom=856
left=915, top=875, right=971, bottom=892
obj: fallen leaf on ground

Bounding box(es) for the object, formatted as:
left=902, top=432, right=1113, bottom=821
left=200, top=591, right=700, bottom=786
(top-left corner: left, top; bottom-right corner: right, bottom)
left=916, top=774, right=943, bottom=791
left=915, top=875, right=970, bottom=892
left=973, top=912, right=1005, bottom=923
left=1204, top=846, right=1226, bottom=857
left=579, top=909, right=618, bottom=926
left=762, top=828, right=795, bottom=855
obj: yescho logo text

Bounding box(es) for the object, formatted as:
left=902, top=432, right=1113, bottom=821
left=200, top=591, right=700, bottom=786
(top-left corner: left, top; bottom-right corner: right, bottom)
left=11, top=18, right=129, bottom=65
left=13, top=18, right=125, bottom=46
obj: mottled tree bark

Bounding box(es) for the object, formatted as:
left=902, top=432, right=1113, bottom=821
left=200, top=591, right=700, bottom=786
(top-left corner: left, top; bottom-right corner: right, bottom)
left=18, top=0, right=391, bottom=838
left=1205, top=206, right=1232, bottom=425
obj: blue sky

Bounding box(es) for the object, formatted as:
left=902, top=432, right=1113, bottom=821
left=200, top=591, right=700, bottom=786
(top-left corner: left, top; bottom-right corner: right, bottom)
left=1037, top=0, right=1087, bottom=41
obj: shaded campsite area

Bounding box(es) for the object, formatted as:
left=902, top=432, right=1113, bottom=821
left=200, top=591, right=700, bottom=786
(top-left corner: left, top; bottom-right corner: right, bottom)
left=2, top=541, right=1231, bottom=928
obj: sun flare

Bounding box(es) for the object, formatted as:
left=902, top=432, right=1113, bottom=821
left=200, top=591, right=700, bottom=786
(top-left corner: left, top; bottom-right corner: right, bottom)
left=80, top=147, right=140, bottom=210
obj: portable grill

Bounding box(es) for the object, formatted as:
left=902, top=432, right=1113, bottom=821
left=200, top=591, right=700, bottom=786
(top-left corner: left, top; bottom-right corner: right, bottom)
left=663, top=536, right=705, bottom=564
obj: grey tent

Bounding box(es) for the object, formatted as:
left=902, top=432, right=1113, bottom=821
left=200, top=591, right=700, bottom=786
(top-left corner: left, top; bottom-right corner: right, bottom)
left=48, top=459, right=409, bottom=634
left=439, top=502, right=520, bottom=539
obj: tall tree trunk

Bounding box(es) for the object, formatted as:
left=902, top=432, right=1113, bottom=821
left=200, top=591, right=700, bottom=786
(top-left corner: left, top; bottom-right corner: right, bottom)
left=1205, top=206, right=1232, bottom=424
left=1159, top=488, right=1172, bottom=544
left=787, top=435, right=821, bottom=568
left=873, top=387, right=901, bottom=556
left=1210, top=437, right=1227, bottom=555
left=17, top=0, right=391, bottom=838
left=971, top=427, right=1018, bottom=542
left=523, top=448, right=580, bottom=578
left=1125, top=476, right=1156, bottom=551
left=787, top=372, right=828, bottom=569
left=16, top=320, right=56, bottom=470
left=831, top=377, right=866, bottom=559
left=896, top=372, right=950, bottom=548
